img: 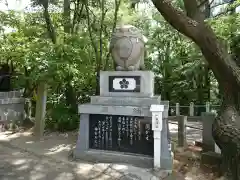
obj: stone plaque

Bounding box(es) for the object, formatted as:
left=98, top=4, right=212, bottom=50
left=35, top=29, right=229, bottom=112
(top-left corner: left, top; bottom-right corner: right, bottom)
left=89, top=114, right=153, bottom=156
left=108, top=76, right=140, bottom=92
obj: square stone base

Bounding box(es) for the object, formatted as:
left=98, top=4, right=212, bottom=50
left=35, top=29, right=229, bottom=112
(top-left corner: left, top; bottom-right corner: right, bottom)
left=100, top=71, right=154, bottom=97
left=75, top=111, right=173, bottom=171
left=90, top=96, right=160, bottom=107
left=73, top=149, right=153, bottom=168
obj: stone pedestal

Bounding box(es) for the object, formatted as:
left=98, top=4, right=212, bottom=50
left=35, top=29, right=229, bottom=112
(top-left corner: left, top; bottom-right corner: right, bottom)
left=100, top=71, right=154, bottom=97
left=74, top=71, right=172, bottom=171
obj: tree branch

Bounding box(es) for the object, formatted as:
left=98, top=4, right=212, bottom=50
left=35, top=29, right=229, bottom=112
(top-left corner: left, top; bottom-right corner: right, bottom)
left=104, top=0, right=121, bottom=70
left=39, top=0, right=56, bottom=44
left=72, top=0, right=83, bottom=33
left=43, top=8, right=56, bottom=44
left=99, top=0, right=108, bottom=70
left=151, top=0, right=240, bottom=88
left=63, top=0, right=71, bottom=33
left=151, top=0, right=200, bottom=42
left=84, top=4, right=98, bottom=61
left=183, top=0, right=203, bottom=21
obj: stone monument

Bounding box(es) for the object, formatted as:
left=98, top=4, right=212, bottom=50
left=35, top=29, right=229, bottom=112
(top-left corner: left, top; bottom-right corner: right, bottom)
left=110, top=24, right=145, bottom=71
left=74, top=24, right=173, bottom=172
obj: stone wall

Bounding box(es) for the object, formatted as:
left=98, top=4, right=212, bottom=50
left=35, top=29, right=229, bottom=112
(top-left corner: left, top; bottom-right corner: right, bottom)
left=0, top=91, right=25, bottom=123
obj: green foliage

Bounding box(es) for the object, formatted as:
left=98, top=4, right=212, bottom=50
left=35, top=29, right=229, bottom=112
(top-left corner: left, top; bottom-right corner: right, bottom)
left=0, top=0, right=240, bottom=131
left=45, top=103, right=79, bottom=132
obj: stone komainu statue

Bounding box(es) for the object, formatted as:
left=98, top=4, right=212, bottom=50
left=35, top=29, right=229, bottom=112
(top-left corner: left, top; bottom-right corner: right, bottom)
left=110, top=25, right=147, bottom=71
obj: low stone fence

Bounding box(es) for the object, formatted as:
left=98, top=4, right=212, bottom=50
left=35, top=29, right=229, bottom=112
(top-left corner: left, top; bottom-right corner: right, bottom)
left=168, top=116, right=201, bottom=122
left=0, top=91, right=25, bottom=124
left=168, top=113, right=216, bottom=152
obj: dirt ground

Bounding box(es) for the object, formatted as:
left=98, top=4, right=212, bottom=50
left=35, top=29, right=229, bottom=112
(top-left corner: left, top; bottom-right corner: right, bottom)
left=0, top=143, right=92, bottom=180
left=173, top=145, right=223, bottom=180
left=0, top=127, right=224, bottom=180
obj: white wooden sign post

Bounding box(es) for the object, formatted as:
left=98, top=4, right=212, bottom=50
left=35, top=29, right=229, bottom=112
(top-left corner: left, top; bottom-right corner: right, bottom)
left=150, top=104, right=164, bottom=169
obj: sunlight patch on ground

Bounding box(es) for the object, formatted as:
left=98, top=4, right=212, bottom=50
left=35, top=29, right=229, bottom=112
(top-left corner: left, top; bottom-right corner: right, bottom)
left=29, top=170, right=46, bottom=180
left=0, top=131, right=32, bottom=141
left=169, top=124, right=178, bottom=133
left=76, top=163, right=94, bottom=171
left=26, top=141, right=34, bottom=144
left=45, top=144, right=73, bottom=155
left=54, top=172, right=74, bottom=180
left=74, top=163, right=95, bottom=177
left=16, top=164, right=29, bottom=171
left=12, top=159, right=27, bottom=165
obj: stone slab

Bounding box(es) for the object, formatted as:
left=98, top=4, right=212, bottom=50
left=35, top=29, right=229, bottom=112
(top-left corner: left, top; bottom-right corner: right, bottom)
left=80, top=99, right=169, bottom=118
left=75, top=112, right=172, bottom=172
left=73, top=149, right=153, bottom=169
left=0, top=98, right=25, bottom=122
left=75, top=114, right=89, bottom=152
left=78, top=104, right=152, bottom=117
left=90, top=96, right=161, bottom=106
left=100, top=71, right=154, bottom=97
left=0, top=98, right=25, bottom=104
left=0, top=91, right=23, bottom=99
left=202, top=112, right=216, bottom=152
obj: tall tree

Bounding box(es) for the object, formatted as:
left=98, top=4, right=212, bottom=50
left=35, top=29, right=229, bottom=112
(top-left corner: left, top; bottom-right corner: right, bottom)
left=31, top=0, right=57, bottom=138
left=151, top=0, right=240, bottom=179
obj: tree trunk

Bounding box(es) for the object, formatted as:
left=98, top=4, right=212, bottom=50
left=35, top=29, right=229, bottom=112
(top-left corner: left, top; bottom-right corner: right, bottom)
left=63, top=0, right=78, bottom=111
left=151, top=0, right=240, bottom=178
left=63, top=0, right=71, bottom=33
left=204, top=65, right=210, bottom=101
left=64, top=76, right=77, bottom=113
left=33, top=0, right=57, bottom=138
left=212, top=81, right=240, bottom=179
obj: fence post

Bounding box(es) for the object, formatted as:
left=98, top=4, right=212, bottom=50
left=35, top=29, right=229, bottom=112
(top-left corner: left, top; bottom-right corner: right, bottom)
left=189, top=102, right=194, bottom=116
left=205, top=102, right=210, bottom=113
left=176, top=103, right=180, bottom=116
left=178, top=115, right=187, bottom=147
left=202, top=112, right=216, bottom=152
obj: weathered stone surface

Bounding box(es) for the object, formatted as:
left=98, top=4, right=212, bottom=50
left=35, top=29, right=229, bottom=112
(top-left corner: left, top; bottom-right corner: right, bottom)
left=202, top=112, right=216, bottom=152
left=100, top=71, right=154, bottom=97
left=110, top=25, right=146, bottom=71
left=90, top=96, right=161, bottom=106
left=0, top=91, right=25, bottom=123
left=0, top=90, right=23, bottom=99
left=76, top=104, right=172, bottom=171
left=78, top=104, right=152, bottom=117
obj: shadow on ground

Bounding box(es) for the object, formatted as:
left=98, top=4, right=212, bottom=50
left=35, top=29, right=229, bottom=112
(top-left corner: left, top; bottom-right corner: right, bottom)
left=0, top=142, right=128, bottom=180
left=0, top=130, right=77, bottom=162
left=0, top=123, right=220, bottom=180
left=0, top=131, right=158, bottom=180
